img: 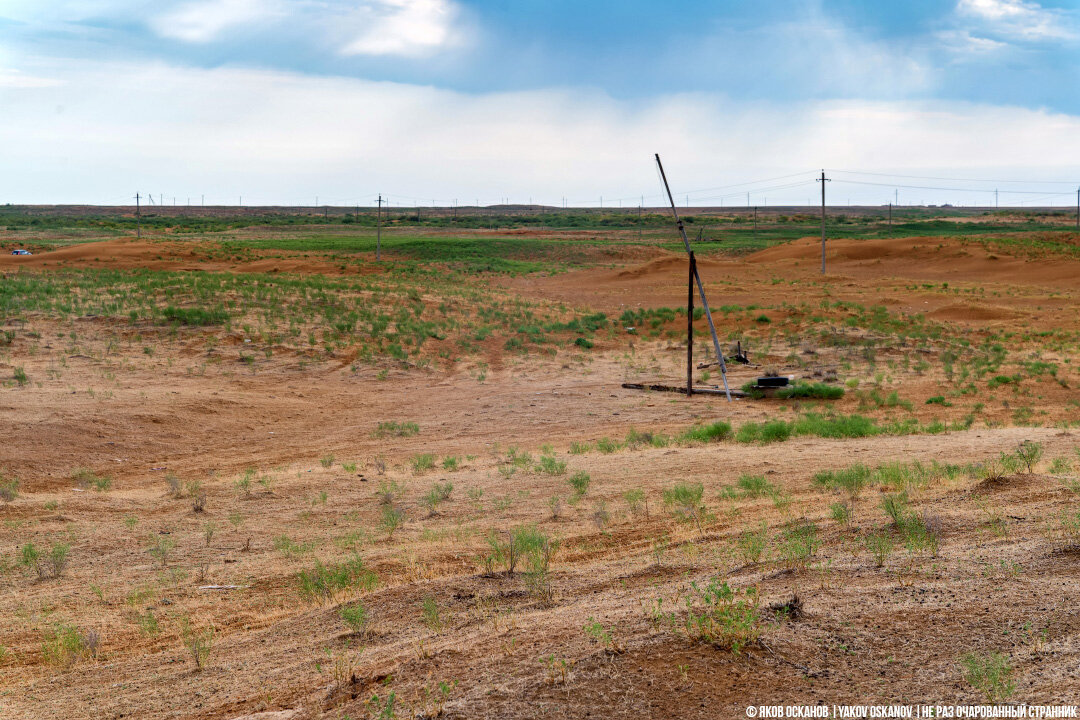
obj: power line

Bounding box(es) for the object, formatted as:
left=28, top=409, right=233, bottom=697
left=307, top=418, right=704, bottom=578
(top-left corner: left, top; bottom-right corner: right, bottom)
left=832, top=178, right=1077, bottom=196
left=828, top=169, right=1080, bottom=185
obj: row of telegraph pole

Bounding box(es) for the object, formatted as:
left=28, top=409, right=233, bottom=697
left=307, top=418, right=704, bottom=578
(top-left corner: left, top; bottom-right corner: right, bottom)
left=131, top=180, right=1080, bottom=273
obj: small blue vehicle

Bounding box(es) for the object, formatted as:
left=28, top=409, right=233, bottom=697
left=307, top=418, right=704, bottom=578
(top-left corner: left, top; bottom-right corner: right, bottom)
left=10, top=249, right=31, bottom=255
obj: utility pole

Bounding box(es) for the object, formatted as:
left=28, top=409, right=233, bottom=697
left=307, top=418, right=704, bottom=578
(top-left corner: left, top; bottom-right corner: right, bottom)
left=817, top=170, right=830, bottom=274
left=995, top=189, right=998, bottom=209
left=376, top=194, right=382, bottom=262
left=686, top=251, right=695, bottom=397
left=135, top=193, right=141, bottom=238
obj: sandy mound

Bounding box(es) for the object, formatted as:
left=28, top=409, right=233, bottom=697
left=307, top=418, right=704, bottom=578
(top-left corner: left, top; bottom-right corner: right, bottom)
left=928, top=303, right=1015, bottom=322
left=613, top=254, right=725, bottom=280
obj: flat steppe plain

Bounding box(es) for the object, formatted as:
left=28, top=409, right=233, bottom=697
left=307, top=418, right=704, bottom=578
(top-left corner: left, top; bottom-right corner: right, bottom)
left=1, top=213, right=1078, bottom=718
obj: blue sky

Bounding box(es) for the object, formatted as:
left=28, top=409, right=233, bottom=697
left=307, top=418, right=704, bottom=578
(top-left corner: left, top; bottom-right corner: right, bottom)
left=2, top=0, right=1079, bottom=205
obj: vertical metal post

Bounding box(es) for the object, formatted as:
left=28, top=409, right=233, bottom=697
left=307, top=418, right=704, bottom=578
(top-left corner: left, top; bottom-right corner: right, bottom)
left=818, top=170, right=830, bottom=274
left=376, top=194, right=382, bottom=262
left=687, top=251, right=695, bottom=397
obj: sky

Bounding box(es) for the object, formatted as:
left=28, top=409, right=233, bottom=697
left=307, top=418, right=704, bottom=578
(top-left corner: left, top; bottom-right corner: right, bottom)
left=1, top=0, right=1079, bottom=207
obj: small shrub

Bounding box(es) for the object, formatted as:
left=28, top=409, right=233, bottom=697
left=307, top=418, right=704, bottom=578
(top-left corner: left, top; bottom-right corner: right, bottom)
left=567, top=471, right=591, bottom=498
left=865, top=533, right=893, bottom=567
left=137, top=610, right=160, bottom=636
left=485, top=525, right=555, bottom=579
left=72, top=468, right=112, bottom=492
left=793, top=412, right=879, bottom=439
left=372, top=421, right=420, bottom=438
left=20, top=541, right=69, bottom=580
left=682, top=579, right=763, bottom=653
left=187, top=480, right=206, bottom=512
left=411, top=454, right=436, bottom=474
left=296, top=555, right=378, bottom=603
left=584, top=617, right=625, bottom=654
left=595, top=437, right=620, bottom=454
left=421, top=596, right=443, bottom=632
left=813, top=463, right=871, bottom=502
left=678, top=421, right=732, bottom=444
left=829, top=501, right=851, bottom=525
left=1014, top=440, right=1042, bottom=473
left=234, top=468, right=255, bottom=498
left=759, top=419, right=793, bottom=443
left=340, top=602, right=370, bottom=636
left=776, top=382, right=844, bottom=400
left=591, top=500, right=610, bottom=530
left=961, top=651, right=1015, bottom=703
left=41, top=624, right=92, bottom=666
left=882, top=492, right=910, bottom=527
left=165, top=474, right=183, bottom=499
left=662, top=483, right=706, bottom=532
left=147, top=534, right=175, bottom=567
left=0, top=474, right=18, bottom=503
left=736, top=474, right=775, bottom=498
left=735, top=523, right=768, bottom=564
left=179, top=617, right=214, bottom=671
left=375, top=479, right=405, bottom=505
left=536, top=455, right=567, bottom=476
left=548, top=494, right=563, bottom=519
left=776, top=521, right=820, bottom=569
left=48, top=542, right=69, bottom=578
left=320, top=454, right=335, bottom=469
left=422, top=482, right=453, bottom=516
left=1049, top=456, right=1072, bottom=475
left=441, top=456, right=459, bottom=471
left=380, top=505, right=405, bottom=539
left=623, top=488, right=646, bottom=516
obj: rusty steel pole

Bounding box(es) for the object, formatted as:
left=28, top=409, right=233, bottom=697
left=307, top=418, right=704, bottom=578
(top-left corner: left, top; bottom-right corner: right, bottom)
left=687, top=251, right=695, bottom=397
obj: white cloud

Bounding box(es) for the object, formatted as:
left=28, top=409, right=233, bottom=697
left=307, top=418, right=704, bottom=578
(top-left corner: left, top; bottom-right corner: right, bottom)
left=151, top=0, right=285, bottom=43
left=936, top=29, right=1009, bottom=54
left=2, top=59, right=1080, bottom=205
left=956, top=0, right=1077, bottom=41
left=142, top=0, right=466, bottom=55
left=338, top=0, right=463, bottom=57
left=0, top=69, right=64, bottom=88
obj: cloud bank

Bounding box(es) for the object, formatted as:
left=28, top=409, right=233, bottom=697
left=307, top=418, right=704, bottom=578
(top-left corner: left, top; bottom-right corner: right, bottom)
left=2, top=60, right=1079, bottom=206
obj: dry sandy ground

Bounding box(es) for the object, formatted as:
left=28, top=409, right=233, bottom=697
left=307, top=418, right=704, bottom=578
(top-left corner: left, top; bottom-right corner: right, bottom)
left=1, top=232, right=1079, bottom=719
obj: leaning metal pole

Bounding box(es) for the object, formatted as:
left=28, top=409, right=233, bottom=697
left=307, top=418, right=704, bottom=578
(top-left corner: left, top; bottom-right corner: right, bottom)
left=655, top=154, right=732, bottom=401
